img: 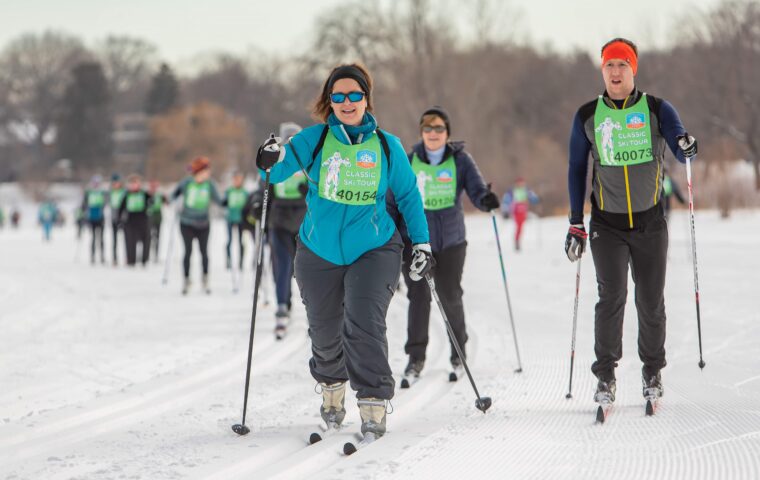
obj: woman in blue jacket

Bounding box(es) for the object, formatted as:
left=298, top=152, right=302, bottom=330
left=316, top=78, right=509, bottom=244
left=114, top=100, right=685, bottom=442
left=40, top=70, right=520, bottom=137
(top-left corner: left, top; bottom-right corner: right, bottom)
left=256, top=64, right=431, bottom=441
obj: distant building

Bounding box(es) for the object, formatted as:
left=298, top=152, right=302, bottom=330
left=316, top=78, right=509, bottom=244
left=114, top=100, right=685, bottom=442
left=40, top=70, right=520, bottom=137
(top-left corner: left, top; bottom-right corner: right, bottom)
left=112, top=112, right=150, bottom=174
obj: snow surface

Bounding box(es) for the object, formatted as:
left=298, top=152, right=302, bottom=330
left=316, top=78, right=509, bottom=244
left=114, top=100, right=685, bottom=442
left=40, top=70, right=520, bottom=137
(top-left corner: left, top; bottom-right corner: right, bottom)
left=1, top=207, right=759, bottom=479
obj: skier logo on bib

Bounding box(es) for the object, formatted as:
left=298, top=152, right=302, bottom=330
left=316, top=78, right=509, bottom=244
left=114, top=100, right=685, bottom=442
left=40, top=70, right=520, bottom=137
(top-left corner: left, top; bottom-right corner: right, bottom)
left=416, top=170, right=432, bottom=203
left=322, top=152, right=351, bottom=200
left=595, top=116, right=622, bottom=165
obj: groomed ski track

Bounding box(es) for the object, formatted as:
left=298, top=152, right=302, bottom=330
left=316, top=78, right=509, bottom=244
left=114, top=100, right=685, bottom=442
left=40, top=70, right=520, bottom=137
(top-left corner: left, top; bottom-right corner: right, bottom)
left=1, top=209, right=759, bottom=479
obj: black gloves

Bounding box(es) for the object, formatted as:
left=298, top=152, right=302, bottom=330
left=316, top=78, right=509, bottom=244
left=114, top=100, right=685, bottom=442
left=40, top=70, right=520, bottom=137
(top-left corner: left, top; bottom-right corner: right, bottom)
left=481, top=191, right=500, bottom=211
left=565, top=224, right=587, bottom=262
left=677, top=133, right=697, bottom=158
left=256, top=134, right=282, bottom=170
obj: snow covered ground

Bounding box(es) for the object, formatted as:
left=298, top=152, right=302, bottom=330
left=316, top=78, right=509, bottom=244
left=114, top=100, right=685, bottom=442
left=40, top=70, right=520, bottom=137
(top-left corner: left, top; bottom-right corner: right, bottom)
left=1, top=206, right=759, bottom=479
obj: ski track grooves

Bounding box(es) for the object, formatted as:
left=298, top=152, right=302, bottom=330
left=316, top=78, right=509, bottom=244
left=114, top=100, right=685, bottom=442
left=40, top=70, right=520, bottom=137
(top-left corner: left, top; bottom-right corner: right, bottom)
left=0, top=325, right=309, bottom=467
left=202, top=298, right=480, bottom=480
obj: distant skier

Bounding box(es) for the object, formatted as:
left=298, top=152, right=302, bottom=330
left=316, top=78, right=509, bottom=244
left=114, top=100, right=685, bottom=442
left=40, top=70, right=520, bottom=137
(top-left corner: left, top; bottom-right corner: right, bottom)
left=147, top=180, right=167, bottom=263
left=74, top=205, right=85, bottom=239
left=109, top=173, right=126, bottom=266
left=222, top=171, right=248, bottom=270
left=268, top=122, right=307, bottom=338
left=388, top=106, right=500, bottom=385
left=118, top=174, right=153, bottom=267
left=38, top=199, right=59, bottom=241
left=10, top=208, right=20, bottom=228
left=83, top=175, right=107, bottom=264
left=171, top=156, right=222, bottom=295
left=501, top=177, right=539, bottom=251
left=565, top=37, right=698, bottom=411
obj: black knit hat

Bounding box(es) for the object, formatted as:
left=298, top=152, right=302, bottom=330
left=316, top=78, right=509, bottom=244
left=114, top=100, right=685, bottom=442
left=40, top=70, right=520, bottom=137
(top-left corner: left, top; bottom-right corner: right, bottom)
left=420, top=106, right=451, bottom=134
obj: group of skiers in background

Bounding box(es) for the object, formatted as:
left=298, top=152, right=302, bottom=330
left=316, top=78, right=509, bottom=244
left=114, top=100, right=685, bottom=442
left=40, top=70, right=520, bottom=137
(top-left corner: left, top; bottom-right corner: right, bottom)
left=6, top=35, right=701, bottom=444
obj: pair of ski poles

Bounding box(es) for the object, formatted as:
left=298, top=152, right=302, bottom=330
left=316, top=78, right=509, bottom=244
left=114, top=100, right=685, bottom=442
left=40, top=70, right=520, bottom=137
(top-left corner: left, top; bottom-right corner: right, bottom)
left=564, top=154, right=706, bottom=399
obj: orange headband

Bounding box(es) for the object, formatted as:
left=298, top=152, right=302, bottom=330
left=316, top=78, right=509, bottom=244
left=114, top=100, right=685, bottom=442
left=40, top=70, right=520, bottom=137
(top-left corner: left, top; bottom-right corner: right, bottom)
left=601, top=41, right=638, bottom=75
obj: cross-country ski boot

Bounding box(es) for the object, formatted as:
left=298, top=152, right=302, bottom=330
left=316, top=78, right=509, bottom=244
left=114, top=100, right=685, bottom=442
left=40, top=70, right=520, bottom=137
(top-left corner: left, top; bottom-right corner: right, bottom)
left=400, top=358, right=424, bottom=388
left=320, top=382, right=346, bottom=430
left=642, top=368, right=663, bottom=400
left=642, top=367, right=663, bottom=415
left=274, top=303, right=289, bottom=340
left=202, top=274, right=211, bottom=294
left=594, top=377, right=616, bottom=423
left=182, top=277, right=191, bottom=295
left=358, top=397, right=387, bottom=440
left=594, top=378, right=616, bottom=404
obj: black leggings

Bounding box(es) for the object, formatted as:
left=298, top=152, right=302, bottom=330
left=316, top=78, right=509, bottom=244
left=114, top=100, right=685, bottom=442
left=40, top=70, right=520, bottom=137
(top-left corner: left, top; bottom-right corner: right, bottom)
left=180, top=224, right=210, bottom=278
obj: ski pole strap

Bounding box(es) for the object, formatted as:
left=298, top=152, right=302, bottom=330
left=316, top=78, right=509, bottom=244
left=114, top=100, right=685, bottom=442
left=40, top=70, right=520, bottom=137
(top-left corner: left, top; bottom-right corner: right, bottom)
left=569, top=226, right=587, bottom=238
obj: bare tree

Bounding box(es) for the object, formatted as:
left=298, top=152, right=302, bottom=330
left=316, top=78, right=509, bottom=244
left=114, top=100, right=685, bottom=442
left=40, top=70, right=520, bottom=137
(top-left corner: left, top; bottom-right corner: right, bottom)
left=0, top=31, right=90, bottom=167
left=96, top=35, right=158, bottom=113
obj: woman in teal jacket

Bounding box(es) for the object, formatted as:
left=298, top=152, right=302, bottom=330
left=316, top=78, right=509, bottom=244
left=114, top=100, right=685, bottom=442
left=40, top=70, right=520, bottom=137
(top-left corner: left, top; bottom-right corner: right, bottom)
left=256, top=63, right=432, bottom=442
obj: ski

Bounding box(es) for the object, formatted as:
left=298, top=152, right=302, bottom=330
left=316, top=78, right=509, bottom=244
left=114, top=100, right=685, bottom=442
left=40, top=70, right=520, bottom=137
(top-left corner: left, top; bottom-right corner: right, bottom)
left=275, top=325, right=287, bottom=341
left=645, top=397, right=659, bottom=416
left=399, top=374, right=420, bottom=389
left=343, top=432, right=378, bottom=455
left=308, top=423, right=341, bottom=445
left=595, top=403, right=613, bottom=424
left=449, top=365, right=464, bottom=382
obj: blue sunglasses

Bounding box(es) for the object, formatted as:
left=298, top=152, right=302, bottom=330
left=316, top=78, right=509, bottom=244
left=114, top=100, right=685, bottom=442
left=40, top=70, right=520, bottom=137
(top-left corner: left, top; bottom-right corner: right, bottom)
left=330, top=91, right=365, bottom=103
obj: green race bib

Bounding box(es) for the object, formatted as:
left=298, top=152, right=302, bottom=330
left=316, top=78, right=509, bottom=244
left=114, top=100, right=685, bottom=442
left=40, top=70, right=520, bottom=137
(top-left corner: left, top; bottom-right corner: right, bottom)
left=593, top=94, right=654, bottom=167
left=149, top=193, right=163, bottom=214
left=185, top=182, right=211, bottom=210
left=274, top=171, right=307, bottom=199
left=110, top=189, right=125, bottom=209
left=512, top=186, right=528, bottom=203
left=227, top=188, right=247, bottom=209
left=411, top=154, right=457, bottom=211
left=88, top=191, right=105, bottom=208
left=319, top=131, right=381, bottom=206
left=126, top=192, right=146, bottom=212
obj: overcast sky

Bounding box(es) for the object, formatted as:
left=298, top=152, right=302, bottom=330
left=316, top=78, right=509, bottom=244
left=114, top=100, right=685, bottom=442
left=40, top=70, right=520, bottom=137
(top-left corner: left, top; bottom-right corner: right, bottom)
left=0, top=0, right=723, bottom=69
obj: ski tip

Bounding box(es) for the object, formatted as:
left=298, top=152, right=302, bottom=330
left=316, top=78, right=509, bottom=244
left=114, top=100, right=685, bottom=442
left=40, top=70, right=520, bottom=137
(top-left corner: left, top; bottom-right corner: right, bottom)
left=231, top=424, right=250, bottom=436
left=595, top=406, right=605, bottom=424
left=565, top=393, right=573, bottom=399
left=448, top=372, right=458, bottom=382
left=343, top=442, right=357, bottom=456
left=309, top=432, right=323, bottom=444
left=698, top=360, right=706, bottom=370
left=475, top=396, right=492, bottom=413
left=645, top=400, right=654, bottom=416
left=400, top=378, right=410, bottom=389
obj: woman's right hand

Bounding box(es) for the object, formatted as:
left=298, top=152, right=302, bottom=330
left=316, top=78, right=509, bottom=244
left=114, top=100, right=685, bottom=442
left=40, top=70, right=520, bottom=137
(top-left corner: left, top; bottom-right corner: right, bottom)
left=256, top=134, right=282, bottom=170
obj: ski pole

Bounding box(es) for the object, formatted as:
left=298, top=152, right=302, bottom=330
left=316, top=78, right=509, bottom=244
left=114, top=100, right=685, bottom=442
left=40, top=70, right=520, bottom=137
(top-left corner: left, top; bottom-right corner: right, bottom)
left=233, top=168, right=273, bottom=435
left=684, top=153, right=706, bottom=369
left=490, top=210, right=524, bottom=373
left=565, top=257, right=582, bottom=399
left=161, top=204, right=180, bottom=285
left=425, top=273, right=492, bottom=413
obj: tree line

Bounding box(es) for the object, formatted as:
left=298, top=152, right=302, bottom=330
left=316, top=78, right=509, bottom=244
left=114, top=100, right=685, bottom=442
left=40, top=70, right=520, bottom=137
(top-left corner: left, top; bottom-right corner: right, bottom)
left=0, top=0, right=757, bottom=213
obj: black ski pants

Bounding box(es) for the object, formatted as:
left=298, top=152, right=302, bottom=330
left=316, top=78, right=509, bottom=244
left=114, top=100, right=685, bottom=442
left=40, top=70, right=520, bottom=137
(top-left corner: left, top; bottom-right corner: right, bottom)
left=402, top=241, right=468, bottom=363
left=589, top=214, right=669, bottom=381
left=111, top=221, right=122, bottom=263
left=124, top=219, right=151, bottom=266
left=180, top=224, right=210, bottom=278
left=295, top=232, right=402, bottom=400
left=89, top=220, right=104, bottom=262
left=150, top=217, right=161, bottom=262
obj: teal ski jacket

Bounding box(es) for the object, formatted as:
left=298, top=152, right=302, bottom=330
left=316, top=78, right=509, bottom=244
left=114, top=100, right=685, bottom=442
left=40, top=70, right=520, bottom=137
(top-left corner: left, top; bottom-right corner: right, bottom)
left=262, top=112, right=428, bottom=265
